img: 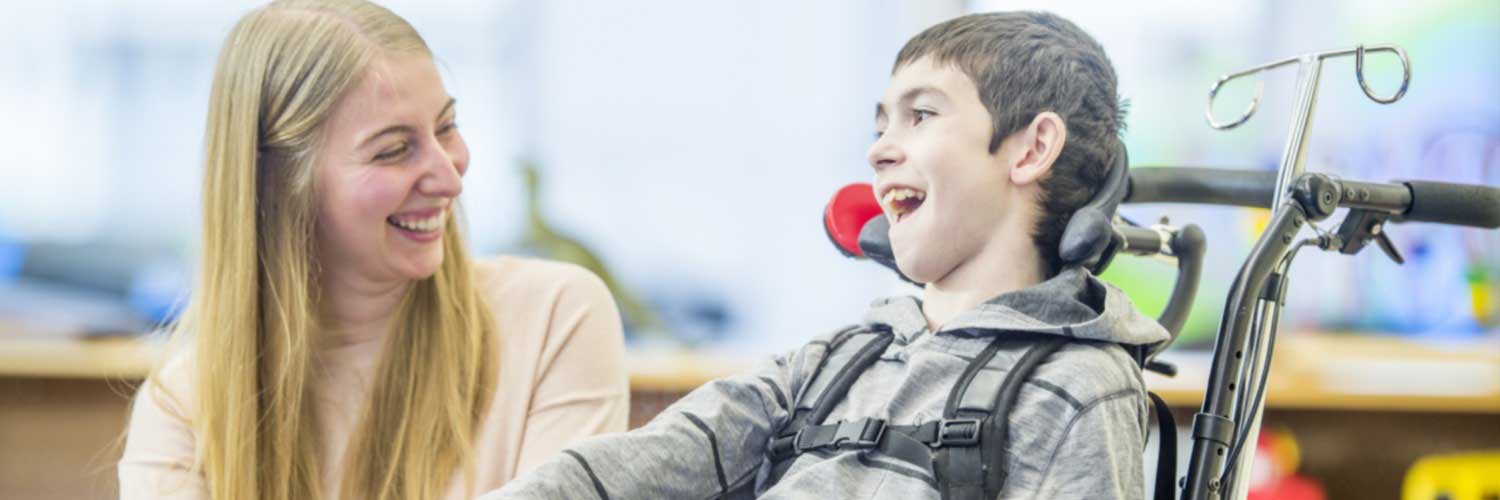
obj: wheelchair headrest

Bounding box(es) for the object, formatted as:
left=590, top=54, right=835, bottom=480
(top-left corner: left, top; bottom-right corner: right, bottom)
left=823, top=141, right=1132, bottom=283
left=1058, top=141, right=1130, bottom=274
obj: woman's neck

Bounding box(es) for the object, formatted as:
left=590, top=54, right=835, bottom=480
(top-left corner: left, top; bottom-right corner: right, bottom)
left=318, top=267, right=410, bottom=347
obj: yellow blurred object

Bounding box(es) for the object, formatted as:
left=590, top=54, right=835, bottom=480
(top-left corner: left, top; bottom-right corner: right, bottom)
left=1246, top=207, right=1272, bottom=238
left=1471, top=281, right=1494, bottom=326
left=1402, top=451, right=1500, bottom=500
left=1267, top=428, right=1301, bottom=476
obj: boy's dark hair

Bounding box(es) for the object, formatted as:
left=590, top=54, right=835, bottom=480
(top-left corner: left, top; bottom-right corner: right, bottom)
left=894, top=11, right=1125, bottom=276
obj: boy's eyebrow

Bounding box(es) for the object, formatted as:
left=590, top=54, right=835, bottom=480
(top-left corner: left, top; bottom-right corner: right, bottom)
left=874, top=86, right=947, bottom=120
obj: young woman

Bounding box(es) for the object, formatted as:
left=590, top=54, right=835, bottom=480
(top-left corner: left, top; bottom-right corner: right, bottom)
left=118, top=2, right=628, bottom=499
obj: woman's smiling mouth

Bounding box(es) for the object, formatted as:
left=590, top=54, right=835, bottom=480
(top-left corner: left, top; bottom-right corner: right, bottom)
left=387, top=207, right=446, bottom=242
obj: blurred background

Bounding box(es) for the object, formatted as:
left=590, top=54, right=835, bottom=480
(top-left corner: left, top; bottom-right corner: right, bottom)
left=0, top=0, right=1496, bottom=499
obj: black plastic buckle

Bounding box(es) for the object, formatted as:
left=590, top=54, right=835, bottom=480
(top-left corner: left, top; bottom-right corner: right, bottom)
left=768, top=434, right=796, bottom=459
left=936, top=419, right=981, bottom=447
left=831, top=418, right=886, bottom=450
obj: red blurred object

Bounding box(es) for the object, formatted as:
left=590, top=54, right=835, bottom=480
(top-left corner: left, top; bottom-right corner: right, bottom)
left=1247, top=429, right=1325, bottom=500
left=823, top=183, right=882, bottom=258
left=1247, top=476, right=1324, bottom=500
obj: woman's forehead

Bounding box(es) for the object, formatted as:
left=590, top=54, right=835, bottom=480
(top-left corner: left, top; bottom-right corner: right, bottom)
left=327, top=55, right=450, bottom=142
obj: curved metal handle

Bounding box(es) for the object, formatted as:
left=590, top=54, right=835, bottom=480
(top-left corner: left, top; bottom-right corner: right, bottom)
left=1206, top=44, right=1412, bottom=130
left=1355, top=44, right=1411, bottom=104
left=1205, top=56, right=1300, bottom=130
left=1206, top=73, right=1266, bottom=130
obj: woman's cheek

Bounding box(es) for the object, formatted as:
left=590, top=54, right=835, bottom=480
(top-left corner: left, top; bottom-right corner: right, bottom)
left=356, top=170, right=417, bottom=215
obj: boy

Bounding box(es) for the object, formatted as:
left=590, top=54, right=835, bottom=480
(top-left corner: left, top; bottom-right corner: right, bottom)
left=481, top=11, right=1166, bottom=500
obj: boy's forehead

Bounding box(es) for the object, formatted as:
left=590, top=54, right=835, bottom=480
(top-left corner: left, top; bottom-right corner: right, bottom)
left=882, top=56, right=976, bottom=106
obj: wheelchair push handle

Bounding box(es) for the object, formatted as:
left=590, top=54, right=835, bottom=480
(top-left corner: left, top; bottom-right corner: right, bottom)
left=1399, top=180, right=1500, bottom=229
left=1125, top=167, right=1276, bottom=208
left=1125, top=167, right=1500, bottom=230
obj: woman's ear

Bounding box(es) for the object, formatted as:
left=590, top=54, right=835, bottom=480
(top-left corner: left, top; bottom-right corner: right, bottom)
left=1008, top=111, right=1067, bottom=186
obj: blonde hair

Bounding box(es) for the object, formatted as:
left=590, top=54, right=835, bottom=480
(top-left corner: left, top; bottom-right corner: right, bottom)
left=149, top=1, right=496, bottom=499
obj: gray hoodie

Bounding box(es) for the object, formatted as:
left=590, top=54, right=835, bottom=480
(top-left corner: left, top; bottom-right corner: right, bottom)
left=479, top=267, right=1169, bottom=500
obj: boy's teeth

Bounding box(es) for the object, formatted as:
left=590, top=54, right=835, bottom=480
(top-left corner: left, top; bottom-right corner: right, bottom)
left=882, top=188, right=926, bottom=205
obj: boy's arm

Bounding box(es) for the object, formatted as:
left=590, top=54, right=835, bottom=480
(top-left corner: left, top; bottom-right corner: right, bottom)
left=481, top=352, right=806, bottom=500
left=1029, top=390, right=1148, bottom=500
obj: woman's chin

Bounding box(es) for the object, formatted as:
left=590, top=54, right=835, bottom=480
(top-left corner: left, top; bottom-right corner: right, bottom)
left=394, top=252, right=444, bottom=280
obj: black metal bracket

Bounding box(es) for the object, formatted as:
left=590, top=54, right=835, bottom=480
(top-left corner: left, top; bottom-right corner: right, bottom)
left=1334, top=209, right=1406, bottom=265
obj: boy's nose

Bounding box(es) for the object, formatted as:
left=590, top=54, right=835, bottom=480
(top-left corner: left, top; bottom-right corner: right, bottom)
left=866, top=136, right=904, bottom=172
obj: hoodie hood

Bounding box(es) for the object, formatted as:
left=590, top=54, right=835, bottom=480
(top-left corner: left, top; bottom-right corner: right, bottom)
left=863, top=266, right=1170, bottom=348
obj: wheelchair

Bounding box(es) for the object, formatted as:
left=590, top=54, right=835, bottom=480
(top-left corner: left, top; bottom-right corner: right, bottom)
left=825, top=44, right=1500, bottom=500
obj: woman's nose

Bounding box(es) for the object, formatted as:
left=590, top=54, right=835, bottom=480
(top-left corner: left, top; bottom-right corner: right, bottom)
left=417, top=144, right=463, bottom=198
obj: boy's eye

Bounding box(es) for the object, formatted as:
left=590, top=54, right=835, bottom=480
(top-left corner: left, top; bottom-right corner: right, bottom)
left=438, top=121, right=458, bottom=136
left=913, top=109, right=935, bottom=124
left=374, top=143, right=409, bottom=161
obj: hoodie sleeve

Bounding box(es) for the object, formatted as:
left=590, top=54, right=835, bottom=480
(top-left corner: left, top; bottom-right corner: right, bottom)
left=1028, top=389, right=1147, bottom=500
left=479, top=346, right=815, bottom=500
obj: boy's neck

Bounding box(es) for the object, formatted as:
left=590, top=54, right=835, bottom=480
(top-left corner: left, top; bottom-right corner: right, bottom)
left=920, top=237, right=1046, bottom=332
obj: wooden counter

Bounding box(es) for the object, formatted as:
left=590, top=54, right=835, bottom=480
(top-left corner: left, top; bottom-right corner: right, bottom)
left=3, top=328, right=1498, bottom=499
left=6, top=331, right=1498, bottom=413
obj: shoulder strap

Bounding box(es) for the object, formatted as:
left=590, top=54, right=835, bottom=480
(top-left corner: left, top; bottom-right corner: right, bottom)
left=766, top=326, right=893, bottom=477
left=938, top=334, right=1067, bottom=500
left=763, top=330, right=1071, bottom=500
left=1149, top=391, right=1178, bottom=500
left=765, top=333, right=1165, bottom=500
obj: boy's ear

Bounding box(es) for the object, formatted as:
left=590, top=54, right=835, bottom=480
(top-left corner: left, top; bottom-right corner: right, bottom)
left=1008, top=111, right=1067, bottom=186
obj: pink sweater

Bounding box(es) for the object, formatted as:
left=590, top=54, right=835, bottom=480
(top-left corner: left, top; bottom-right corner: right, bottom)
left=118, top=256, right=630, bottom=499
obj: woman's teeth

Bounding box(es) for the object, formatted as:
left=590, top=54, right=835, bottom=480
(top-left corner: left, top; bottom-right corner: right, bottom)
left=882, top=188, right=926, bottom=222
left=388, top=211, right=446, bottom=233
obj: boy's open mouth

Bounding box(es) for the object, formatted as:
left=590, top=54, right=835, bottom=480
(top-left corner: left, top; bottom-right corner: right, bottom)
left=881, top=187, right=926, bottom=223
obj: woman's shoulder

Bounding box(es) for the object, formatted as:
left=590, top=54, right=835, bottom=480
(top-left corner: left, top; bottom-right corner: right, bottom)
left=141, top=345, right=199, bottom=416
left=122, top=344, right=200, bottom=458
left=471, top=256, right=624, bottom=381
left=472, top=255, right=614, bottom=311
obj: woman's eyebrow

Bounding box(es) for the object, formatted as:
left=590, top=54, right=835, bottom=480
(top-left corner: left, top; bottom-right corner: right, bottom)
left=358, top=124, right=413, bottom=149
left=357, top=98, right=459, bottom=149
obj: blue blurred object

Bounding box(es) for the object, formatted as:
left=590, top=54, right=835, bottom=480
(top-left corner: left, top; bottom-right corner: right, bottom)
left=0, top=229, right=23, bottom=283
left=126, top=259, right=189, bottom=326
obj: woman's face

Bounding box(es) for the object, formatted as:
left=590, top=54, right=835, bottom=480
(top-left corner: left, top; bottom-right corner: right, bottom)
left=314, top=53, right=467, bottom=284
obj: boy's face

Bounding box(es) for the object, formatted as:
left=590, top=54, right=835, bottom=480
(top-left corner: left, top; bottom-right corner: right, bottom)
left=869, top=56, right=1026, bottom=284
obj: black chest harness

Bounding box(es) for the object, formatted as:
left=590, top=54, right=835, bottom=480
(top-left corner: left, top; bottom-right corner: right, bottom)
left=762, top=325, right=1177, bottom=500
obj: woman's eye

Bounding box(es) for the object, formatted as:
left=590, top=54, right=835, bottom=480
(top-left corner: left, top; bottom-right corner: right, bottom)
left=913, top=109, right=935, bottom=124
left=438, top=122, right=458, bottom=136
left=374, top=143, right=409, bottom=161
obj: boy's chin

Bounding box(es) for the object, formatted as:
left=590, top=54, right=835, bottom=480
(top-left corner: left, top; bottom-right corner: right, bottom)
left=893, top=250, right=951, bottom=285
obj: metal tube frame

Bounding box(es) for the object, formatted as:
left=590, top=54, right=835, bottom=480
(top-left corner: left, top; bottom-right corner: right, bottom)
left=1183, top=43, right=1411, bottom=500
